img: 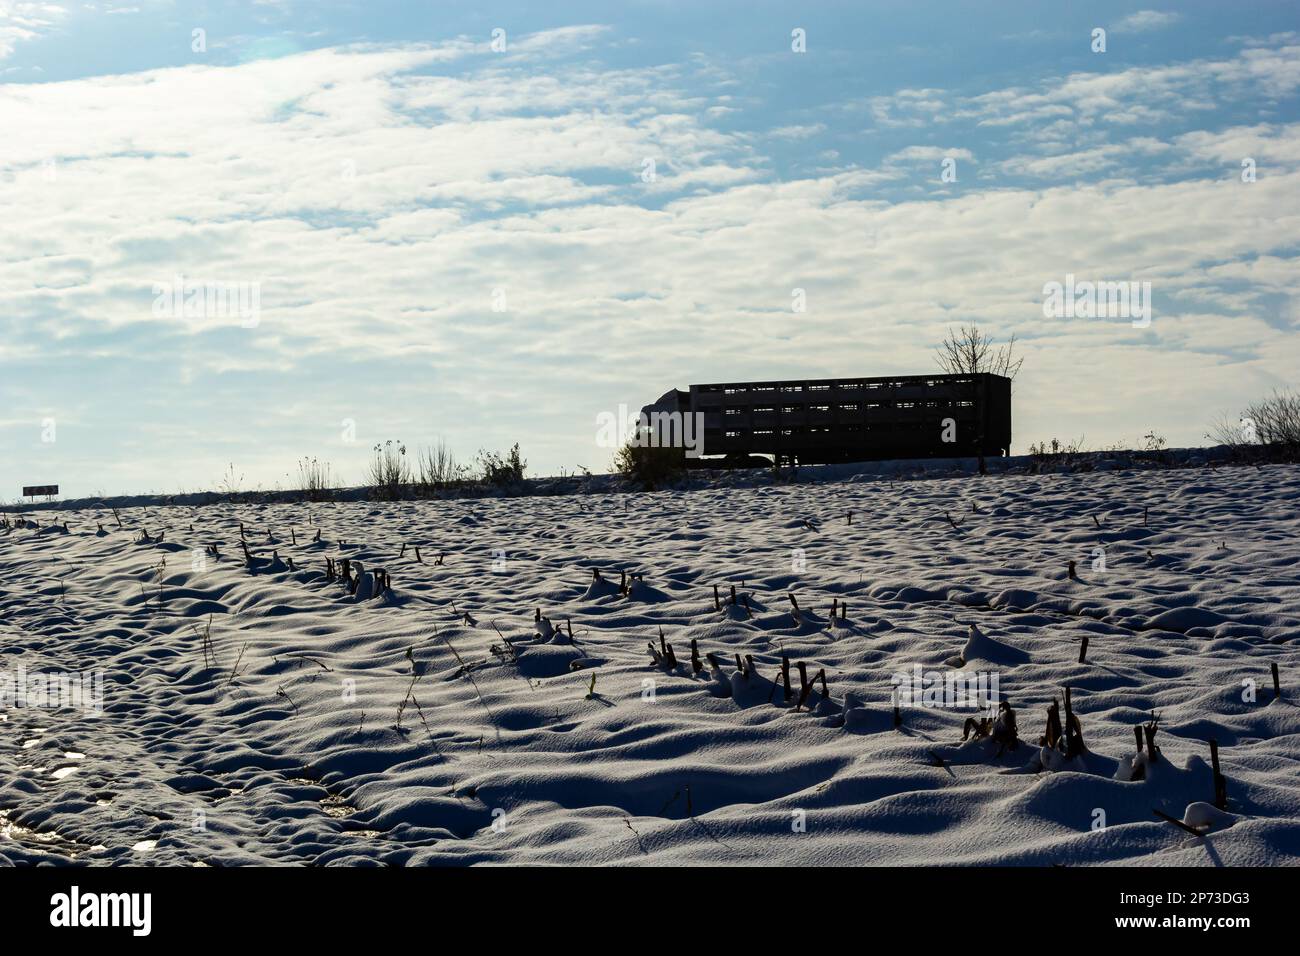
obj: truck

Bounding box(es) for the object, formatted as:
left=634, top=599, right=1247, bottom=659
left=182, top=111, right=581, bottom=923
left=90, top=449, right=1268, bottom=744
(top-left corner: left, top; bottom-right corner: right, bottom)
left=642, top=372, right=1012, bottom=467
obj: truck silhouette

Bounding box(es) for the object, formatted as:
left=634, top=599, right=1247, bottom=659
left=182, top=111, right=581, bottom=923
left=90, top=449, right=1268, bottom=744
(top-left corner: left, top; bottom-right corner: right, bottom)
left=642, top=372, right=1011, bottom=467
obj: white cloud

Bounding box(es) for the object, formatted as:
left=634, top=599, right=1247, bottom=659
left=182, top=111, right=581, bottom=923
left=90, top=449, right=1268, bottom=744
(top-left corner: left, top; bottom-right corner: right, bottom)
left=1176, top=122, right=1300, bottom=166
left=2, top=31, right=1298, bottom=489
left=503, top=24, right=611, bottom=57
left=1230, top=31, right=1300, bottom=49
left=768, top=123, right=826, bottom=141
left=861, top=43, right=1300, bottom=132
left=0, top=0, right=65, bottom=59
left=1000, top=137, right=1170, bottom=178
left=861, top=88, right=947, bottom=128
left=887, top=146, right=975, bottom=164
left=1114, top=10, right=1181, bottom=34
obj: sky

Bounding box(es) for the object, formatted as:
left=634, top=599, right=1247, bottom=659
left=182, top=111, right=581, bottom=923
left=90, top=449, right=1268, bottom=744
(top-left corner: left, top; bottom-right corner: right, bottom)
left=1, top=0, right=1298, bottom=498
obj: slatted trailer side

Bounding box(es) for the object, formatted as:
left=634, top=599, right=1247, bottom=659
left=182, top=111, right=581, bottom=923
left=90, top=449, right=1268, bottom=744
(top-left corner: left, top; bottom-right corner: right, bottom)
left=684, top=372, right=1011, bottom=464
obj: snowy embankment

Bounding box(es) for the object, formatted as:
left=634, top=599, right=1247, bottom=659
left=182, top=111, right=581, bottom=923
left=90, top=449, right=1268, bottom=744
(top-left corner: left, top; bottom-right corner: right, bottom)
left=6, top=444, right=1246, bottom=513
left=1, top=463, right=1298, bottom=865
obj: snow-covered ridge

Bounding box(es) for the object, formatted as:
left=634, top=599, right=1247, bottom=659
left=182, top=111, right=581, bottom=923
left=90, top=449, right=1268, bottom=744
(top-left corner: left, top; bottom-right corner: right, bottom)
left=4, top=444, right=1259, bottom=515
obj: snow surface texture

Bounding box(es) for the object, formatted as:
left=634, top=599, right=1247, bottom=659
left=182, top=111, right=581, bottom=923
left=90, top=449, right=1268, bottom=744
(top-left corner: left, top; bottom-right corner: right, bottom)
left=2, top=465, right=1298, bottom=866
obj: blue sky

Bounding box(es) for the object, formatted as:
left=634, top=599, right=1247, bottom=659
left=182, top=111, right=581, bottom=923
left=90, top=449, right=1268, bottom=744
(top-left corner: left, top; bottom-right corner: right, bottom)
left=2, top=1, right=1298, bottom=497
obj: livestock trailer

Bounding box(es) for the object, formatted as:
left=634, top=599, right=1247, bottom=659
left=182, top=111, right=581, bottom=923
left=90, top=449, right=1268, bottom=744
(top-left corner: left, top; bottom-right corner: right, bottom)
left=645, top=372, right=1011, bottom=466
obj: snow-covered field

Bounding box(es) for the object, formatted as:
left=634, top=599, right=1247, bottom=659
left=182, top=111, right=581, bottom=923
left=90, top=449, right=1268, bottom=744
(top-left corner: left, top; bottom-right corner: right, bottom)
left=2, top=463, right=1298, bottom=866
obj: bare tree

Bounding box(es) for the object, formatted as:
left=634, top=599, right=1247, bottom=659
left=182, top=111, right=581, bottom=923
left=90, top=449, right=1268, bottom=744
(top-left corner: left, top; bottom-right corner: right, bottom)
left=1245, top=389, right=1300, bottom=447
left=933, top=323, right=1022, bottom=475
left=934, top=323, right=1023, bottom=381
left=1206, top=412, right=1256, bottom=451
left=1207, top=389, right=1300, bottom=458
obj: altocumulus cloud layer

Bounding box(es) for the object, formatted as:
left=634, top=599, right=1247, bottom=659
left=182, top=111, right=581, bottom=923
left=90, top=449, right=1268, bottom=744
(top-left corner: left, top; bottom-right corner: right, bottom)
left=2, top=15, right=1298, bottom=495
